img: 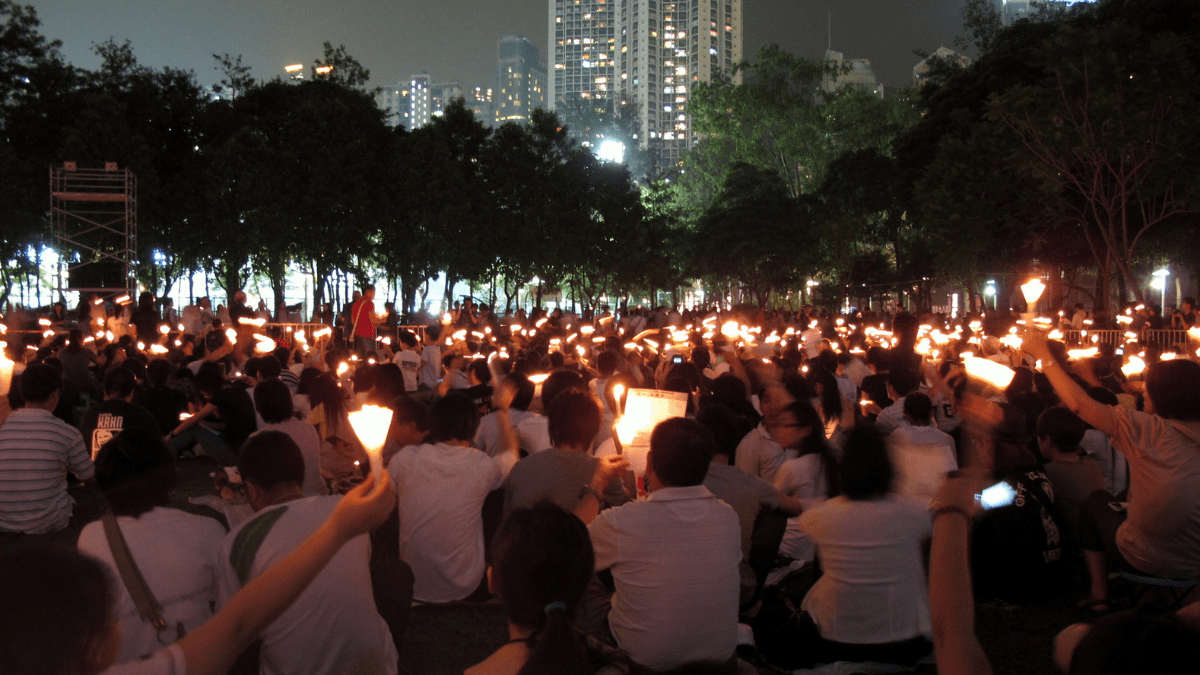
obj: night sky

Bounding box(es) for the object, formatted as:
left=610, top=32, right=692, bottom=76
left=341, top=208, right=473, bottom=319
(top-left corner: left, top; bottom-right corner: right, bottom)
left=32, top=0, right=967, bottom=91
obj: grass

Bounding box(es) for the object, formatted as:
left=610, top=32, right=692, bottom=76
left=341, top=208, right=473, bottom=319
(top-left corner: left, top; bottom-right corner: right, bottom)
left=7, top=457, right=1173, bottom=675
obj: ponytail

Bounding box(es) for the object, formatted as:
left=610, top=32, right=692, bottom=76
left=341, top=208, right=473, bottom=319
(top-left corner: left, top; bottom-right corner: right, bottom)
left=516, top=602, right=591, bottom=675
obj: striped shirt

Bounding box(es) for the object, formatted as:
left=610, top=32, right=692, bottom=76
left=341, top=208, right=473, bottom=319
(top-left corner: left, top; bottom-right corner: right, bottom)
left=0, top=408, right=95, bottom=534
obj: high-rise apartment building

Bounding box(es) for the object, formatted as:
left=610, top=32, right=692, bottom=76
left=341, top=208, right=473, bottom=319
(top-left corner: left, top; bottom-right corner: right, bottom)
left=616, top=0, right=743, bottom=166
left=548, top=0, right=617, bottom=117
left=495, top=36, right=547, bottom=125
left=409, top=73, right=432, bottom=129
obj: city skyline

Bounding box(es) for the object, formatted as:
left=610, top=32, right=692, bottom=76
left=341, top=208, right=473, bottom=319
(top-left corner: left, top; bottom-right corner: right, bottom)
left=33, top=0, right=966, bottom=93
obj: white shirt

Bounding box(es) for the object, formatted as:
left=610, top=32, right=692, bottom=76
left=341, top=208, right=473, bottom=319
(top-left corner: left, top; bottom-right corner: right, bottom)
left=589, top=485, right=741, bottom=671
left=874, top=395, right=909, bottom=437
left=251, top=419, right=327, bottom=497
left=419, top=344, right=442, bottom=387
left=799, top=495, right=933, bottom=644
left=515, top=414, right=552, bottom=454
left=734, top=424, right=795, bottom=484
left=888, top=425, right=958, bottom=503
left=474, top=409, right=534, bottom=457
left=774, top=454, right=831, bottom=562
left=103, top=644, right=185, bottom=675
left=388, top=442, right=507, bottom=602
left=217, top=496, right=397, bottom=675
left=78, top=508, right=227, bottom=664
left=1081, top=428, right=1128, bottom=495
left=392, top=349, right=421, bottom=392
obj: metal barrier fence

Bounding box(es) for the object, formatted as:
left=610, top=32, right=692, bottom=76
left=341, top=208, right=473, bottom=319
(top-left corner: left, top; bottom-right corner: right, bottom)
left=1061, top=329, right=1190, bottom=348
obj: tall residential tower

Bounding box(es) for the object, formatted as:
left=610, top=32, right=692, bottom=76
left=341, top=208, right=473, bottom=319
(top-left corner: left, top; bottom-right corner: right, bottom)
left=548, top=0, right=617, bottom=119
left=617, top=0, right=742, bottom=166
left=495, top=36, right=547, bottom=125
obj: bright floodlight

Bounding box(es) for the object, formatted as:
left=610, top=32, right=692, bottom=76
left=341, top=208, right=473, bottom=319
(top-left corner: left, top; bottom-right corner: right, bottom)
left=1021, top=278, right=1046, bottom=307
left=1151, top=268, right=1169, bottom=291
left=597, top=139, right=625, bottom=163
left=284, top=64, right=304, bottom=73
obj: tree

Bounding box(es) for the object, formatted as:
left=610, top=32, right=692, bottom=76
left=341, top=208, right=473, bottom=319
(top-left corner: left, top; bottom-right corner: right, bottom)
left=212, top=53, right=254, bottom=99
left=0, top=1, right=77, bottom=304
left=312, top=42, right=371, bottom=90
left=693, top=162, right=814, bottom=308
left=989, top=23, right=1200, bottom=306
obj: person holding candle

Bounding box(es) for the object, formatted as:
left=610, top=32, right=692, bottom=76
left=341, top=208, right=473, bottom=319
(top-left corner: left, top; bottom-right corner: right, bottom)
left=0, top=471, right=395, bottom=675
left=1024, top=326, right=1200, bottom=615
left=215, top=431, right=399, bottom=675
left=388, top=390, right=521, bottom=603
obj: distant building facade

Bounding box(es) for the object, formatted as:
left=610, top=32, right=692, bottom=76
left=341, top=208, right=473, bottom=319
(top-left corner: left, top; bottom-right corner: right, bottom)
left=375, top=83, right=411, bottom=127
left=431, top=81, right=464, bottom=118
left=548, top=0, right=617, bottom=118
left=466, top=86, right=494, bottom=125
left=409, top=73, right=432, bottom=129
left=1000, top=0, right=1095, bottom=25
left=822, top=49, right=883, bottom=97
left=912, top=46, right=972, bottom=89
left=495, top=36, right=547, bottom=125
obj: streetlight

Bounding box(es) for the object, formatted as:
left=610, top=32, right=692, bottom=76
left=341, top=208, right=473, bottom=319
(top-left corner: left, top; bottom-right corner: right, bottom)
left=984, top=280, right=997, bottom=311
left=1151, top=268, right=1169, bottom=310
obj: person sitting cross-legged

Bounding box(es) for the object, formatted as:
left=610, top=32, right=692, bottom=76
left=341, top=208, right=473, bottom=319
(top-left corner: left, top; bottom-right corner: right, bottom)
left=389, top=390, right=519, bottom=603
left=215, top=431, right=399, bottom=675
left=575, top=417, right=742, bottom=673
left=796, top=426, right=934, bottom=668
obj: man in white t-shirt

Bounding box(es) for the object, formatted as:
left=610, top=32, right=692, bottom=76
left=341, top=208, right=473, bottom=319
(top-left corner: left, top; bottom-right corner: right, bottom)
left=392, top=331, right=422, bottom=393
left=216, top=432, right=397, bottom=675
left=575, top=418, right=741, bottom=672
left=388, top=391, right=519, bottom=602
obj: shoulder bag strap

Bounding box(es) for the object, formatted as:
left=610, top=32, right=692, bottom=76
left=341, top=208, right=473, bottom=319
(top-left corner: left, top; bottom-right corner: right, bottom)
left=102, top=511, right=186, bottom=644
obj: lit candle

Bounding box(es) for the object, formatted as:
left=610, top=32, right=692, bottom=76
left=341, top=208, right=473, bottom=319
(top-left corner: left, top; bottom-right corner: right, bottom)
left=348, top=404, right=393, bottom=482
left=963, top=357, right=1015, bottom=389
left=0, top=344, right=13, bottom=396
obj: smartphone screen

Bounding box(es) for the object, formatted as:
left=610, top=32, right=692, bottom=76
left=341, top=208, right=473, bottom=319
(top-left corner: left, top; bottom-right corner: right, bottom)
left=977, top=481, right=1017, bottom=510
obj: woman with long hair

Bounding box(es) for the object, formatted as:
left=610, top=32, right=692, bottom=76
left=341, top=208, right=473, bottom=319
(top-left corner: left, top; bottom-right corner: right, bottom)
left=771, top=400, right=841, bottom=562
left=307, top=372, right=367, bottom=492
left=468, top=503, right=597, bottom=675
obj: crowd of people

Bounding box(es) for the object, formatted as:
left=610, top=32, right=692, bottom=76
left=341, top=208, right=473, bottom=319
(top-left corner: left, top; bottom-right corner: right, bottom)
left=1, top=286, right=1200, bottom=675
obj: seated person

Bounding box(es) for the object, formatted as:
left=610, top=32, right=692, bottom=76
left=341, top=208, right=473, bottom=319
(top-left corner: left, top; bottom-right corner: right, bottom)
left=798, top=426, right=933, bottom=667
left=575, top=418, right=740, bottom=673
left=0, top=363, right=96, bottom=535
left=697, top=403, right=802, bottom=606
left=251, top=379, right=326, bottom=496
left=1036, top=406, right=1104, bottom=554
left=772, top=401, right=841, bottom=562
left=77, top=428, right=227, bottom=664
left=468, top=503, right=607, bottom=675
left=216, top=432, right=398, bottom=675
left=0, top=475, right=394, bottom=675
left=388, top=391, right=519, bottom=603
left=504, top=389, right=629, bottom=515
left=1026, top=333, right=1200, bottom=613
left=888, top=392, right=958, bottom=503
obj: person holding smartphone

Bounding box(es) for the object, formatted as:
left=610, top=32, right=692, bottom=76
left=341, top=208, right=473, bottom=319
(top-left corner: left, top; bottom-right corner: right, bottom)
left=967, top=402, right=1065, bottom=604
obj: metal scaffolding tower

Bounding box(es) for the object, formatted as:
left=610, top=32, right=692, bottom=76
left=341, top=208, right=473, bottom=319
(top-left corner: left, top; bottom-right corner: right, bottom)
left=50, top=162, right=137, bottom=298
